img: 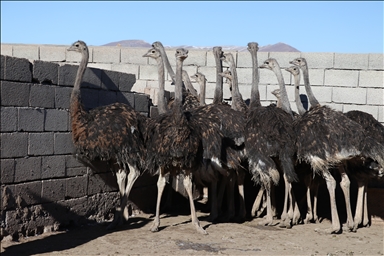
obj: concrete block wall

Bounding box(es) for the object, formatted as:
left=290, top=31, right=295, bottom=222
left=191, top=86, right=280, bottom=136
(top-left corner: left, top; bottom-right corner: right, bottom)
left=0, top=53, right=155, bottom=240
left=2, top=43, right=381, bottom=122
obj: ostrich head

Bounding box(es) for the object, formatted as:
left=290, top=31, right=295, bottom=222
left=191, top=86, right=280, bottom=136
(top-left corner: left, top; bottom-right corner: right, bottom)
left=67, top=40, right=87, bottom=52
left=152, top=41, right=164, bottom=49
left=271, top=88, right=281, bottom=98
left=190, top=72, right=207, bottom=84
left=175, top=48, right=188, bottom=60
left=285, top=66, right=300, bottom=76
left=218, top=69, right=233, bottom=90
left=142, top=47, right=161, bottom=59
left=247, top=42, right=259, bottom=52
left=220, top=52, right=235, bottom=65
left=259, top=58, right=279, bottom=70
left=289, top=57, right=308, bottom=69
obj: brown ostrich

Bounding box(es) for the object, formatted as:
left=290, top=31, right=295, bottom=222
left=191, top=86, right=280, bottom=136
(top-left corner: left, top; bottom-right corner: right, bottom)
left=67, top=40, right=147, bottom=230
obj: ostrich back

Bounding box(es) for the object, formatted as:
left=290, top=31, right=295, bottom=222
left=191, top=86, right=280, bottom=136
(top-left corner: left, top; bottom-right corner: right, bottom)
left=293, top=105, right=365, bottom=172
left=71, top=102, right=147, bottom=169
left=168, top=91, right=200, bottom=111
left=345, top=110, right=384, bottom=144
left=245, top=105, right=297, bottom=183
left=144, top=105, right=203, bottom=174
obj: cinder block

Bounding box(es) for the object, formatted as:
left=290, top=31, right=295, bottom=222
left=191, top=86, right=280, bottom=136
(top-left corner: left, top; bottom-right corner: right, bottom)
left=15, top=181, right=42, bottom=206
left=19, top=108, right=45, bottom=132
left=139, top=65, right=158, bottom=80
left=41, top=179, right=65, bottom=203
left=66, top=167, right=87, bottom=177
left=359, top=70, right=383, bottom=88
left=13, top=44, right=39, bottom=60
left=119, top=73, right=136, bottom=92
left=65, top=155, right=85, bottom=168
left=1, top=159, right=15, bottom=184
left=236, top=67, right=252, bottom=84
left=4, top=56, right=33, bottom=82
left=324, top=70, right=359, bottom=87
left=111, top=63, right=139, bottom=79
left=1, top=107, right=17, bottom=132
left=378, top=104, right=384, bottom=123
left=368, top=54, right=384, bottom=70
left=55, top=87, right=72, bottom=109
left=14, top=157, right=42, bottom=182
left=184, top=50, right=206, bottom=66
left=30, top=84, right=55, bottom=108
left=33, top=60, right=59, bottom=85
left=268, top=52, right=301, bottom=68
left=66, top=176, right=87, bottom=198
left=99, top=90, right=117, bottom=106
left=58, top=64, right=77, bottom=86
left=88, top=172, right=117, bottom=195
left=93, top=47, right=120, bottom=63
left=1, top=81, right=30, bottom=106
left=1, top=55, right=5, bottom=80
left=333, top=87, right=367, bottom=104
left=100, top=69, right=120, bottom=91
left=237, top=51, right=269, bottom=68
left=1, top=44, right=13, bottom=56
left=197, top=66, right=218, bottom=83
left=39, top=46, right=66, bottom=62
left=366, top=88, right=384, bottom=105
left=66, top=155, right=87, bottom=176
left=1, top=185, right=16, bottom=210
left=334, top=53, right=369, bottom=69
left=121, top=48, right=149, bottom=65
left=207, top=50, right=238, bottom=67
left=238, top=84, right=252, bottom=101
left=54, top=132, right=74, bottom=154
left=45, top=109, right=69, bottom=131
left=87, top=63, right=112, bottom=71
left=300, top=53, right=334, bottom=69
left=83, top=67, right=101, bottom=89
left=0, top=132, right=28, bottom=158
left=81, top=88, right=99, bottom=110
left=117, top=92, right=135, bottom=107
left=134, top=93, right=150, bottom=112
left=41, top=155, right=66, bottom=179
left=150, top=106, right=159, bottom=118
left=326, top=103, right=343, bottom=112
left=311, top=86, right=333, bottom=103
left=28, top=132, right=54, bottom=155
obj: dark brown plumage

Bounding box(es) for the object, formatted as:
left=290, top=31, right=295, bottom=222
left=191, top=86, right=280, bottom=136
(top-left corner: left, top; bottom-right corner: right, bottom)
left=68, top=40, right=147, bottom=230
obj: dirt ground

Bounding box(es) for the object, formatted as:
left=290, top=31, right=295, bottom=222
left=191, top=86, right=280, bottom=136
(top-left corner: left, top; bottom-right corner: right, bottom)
left=1, top=204, right=383, bottom=256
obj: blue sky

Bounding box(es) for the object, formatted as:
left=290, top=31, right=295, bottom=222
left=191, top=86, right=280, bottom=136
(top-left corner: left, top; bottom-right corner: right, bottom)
left=1, top=1, right=383, bottom=53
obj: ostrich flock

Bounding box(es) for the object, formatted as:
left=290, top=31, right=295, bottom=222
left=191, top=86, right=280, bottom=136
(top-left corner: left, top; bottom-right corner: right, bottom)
left=67, top=40, right=384, bottom=235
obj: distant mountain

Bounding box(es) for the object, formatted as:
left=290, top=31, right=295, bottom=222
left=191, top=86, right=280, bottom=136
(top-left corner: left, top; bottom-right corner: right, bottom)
left=102, top=40, right=300, bottom=52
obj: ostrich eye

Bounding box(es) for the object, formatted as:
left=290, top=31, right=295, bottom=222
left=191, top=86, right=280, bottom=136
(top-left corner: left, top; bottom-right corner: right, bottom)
left=151, top=50, right=155, bottom=53
left=265, top=61, right=269, bottom=65
left=297, top=59, right=301, bottom=62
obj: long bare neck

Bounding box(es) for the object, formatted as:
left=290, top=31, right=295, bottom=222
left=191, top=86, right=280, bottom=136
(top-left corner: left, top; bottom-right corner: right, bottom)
left=70, top=47, right=89, bottom=109
left=182, top=70, right=198, bottom=97
left=156, top=56, right=168, bottom=115
left=198, top=78, right=206, bottom=106
left=213, top=47, right=223, bottom=104
left=174, top=57, right=184, bottom=107
left=155, top=43, right=175, bottom=84
left=272, top=64, right=292, bottom=116
left=293, top=73, right=306, bottom=115
left=227, top=55, right=246, bottom=111
left=301, top=64, right=319, bottom=107
left=249, top=45, right=261, bottom=108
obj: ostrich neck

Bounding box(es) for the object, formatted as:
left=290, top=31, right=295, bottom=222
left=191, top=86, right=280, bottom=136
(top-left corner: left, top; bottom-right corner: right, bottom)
left=182, top=70, right=197, bottom=97
left=273, top=66, right=292, bottom=116
left=249, top=49, right=261, bottom=108
left=302, top=66, right=319, bottom=107
left=213, top=48, right=223, bottom=104
left=156, top=57, right=168, bottom=115
left=228, top=59, right=245, bottom=111
left=174, top=58, right=184, bottom=107
left=199, top=79, right=206, bottom=106
left=157, top=45, right=175, bottom=84
left=70, top=49, right=88, bottom=110
left=294, top=73, right=306, bottom=115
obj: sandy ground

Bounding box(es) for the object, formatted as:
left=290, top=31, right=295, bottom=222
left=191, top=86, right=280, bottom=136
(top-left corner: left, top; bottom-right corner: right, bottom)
left=1, top=208, right=383, bottom=256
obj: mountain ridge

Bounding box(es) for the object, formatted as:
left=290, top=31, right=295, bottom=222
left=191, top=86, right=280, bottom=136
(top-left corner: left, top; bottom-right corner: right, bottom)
left=102, top=40, right=300, bottom=52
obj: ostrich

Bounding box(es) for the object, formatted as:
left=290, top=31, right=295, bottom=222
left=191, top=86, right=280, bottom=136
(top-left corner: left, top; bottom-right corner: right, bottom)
left=190, top=72, right=207, bottom=106
left=145, top=48, right=229, bottom=234
left=245, top=56, right=298, bottom=228
left=67, top=40, right=147, bottom=230
left=290, top=57, right=384, bottom=233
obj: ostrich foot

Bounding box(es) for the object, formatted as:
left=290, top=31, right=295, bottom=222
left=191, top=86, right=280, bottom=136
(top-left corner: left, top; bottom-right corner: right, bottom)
left=304, top=213, right=313, bottom=224
left=150, top=219, right=160, bottom=232
left=193, top=222, right=208, bottom=235
left=362, top=219, right=370, bottom=228
left=293, top=208, right=301, bottom=225
left=314, top=226, right=341, bottom=234
left=259, top=217, right=274, bottom=226
left=342, top=220, right=354, bottom=232
left=107, top=207, right=125, bottom=230
left=279, top=218, right=292, bottom=229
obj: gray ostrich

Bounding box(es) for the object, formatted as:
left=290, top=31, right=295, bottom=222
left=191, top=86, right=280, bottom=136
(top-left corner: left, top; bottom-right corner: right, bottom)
left=67, top=40, right=147, bottom=230
left=290, top=57, right=384, bottom=233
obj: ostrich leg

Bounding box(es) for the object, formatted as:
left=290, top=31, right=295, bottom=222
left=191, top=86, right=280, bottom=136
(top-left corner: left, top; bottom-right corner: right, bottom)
left=236, top=170, right=246, bottom=222
left=338, top=164, right=354, bottom=231
left=304, top=174, right=314, bottom=223
left=362, top=184, right=370, bottom=227
left=251, top=187, right=265, bottom=217
left=107, top=169, right=127, bottom=230
left=150, top=170, right=168, bottom=232
left=353, top=180, right=366, bottom=231
left=259, top=182, right=274, bottom=226
left=183, top=173, right=207, bottom=235
left=121, top=165, right=140, bottom=221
